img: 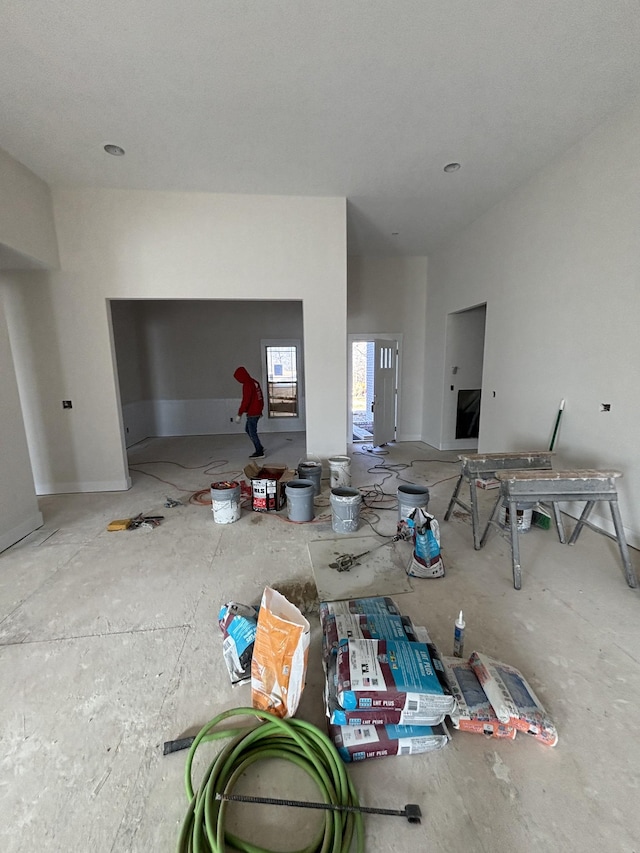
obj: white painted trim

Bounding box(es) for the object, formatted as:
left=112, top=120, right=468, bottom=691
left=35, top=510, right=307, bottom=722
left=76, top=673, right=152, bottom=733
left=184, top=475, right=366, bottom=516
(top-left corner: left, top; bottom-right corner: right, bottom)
left=439, top=439, right=478, bottom=451
left=35, top=478, right=131, bottom=495
left=0, top=512, right=44, bottom=553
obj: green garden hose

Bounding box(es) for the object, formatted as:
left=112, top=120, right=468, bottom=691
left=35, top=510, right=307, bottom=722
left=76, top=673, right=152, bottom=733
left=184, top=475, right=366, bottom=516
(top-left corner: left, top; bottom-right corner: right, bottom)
left=177, top=707, right=365, bottom=853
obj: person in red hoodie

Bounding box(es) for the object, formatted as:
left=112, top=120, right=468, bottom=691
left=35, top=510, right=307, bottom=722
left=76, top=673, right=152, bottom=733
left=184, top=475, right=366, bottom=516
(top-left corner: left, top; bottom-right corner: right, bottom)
left=233, top=366, right=265, bottom=458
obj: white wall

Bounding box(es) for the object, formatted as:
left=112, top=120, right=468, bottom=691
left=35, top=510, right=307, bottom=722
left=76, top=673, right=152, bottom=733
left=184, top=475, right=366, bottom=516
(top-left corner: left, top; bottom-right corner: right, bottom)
left=0, top=294, right=43, bottom=551
left=348, top=256, right=428, bottom=441
left=424, top=102, right=640, bottom=546
left=0, top=148, right=58, bottom=550
left=0, top=146, right=59, bottom=268
left=7, top=189, right=346, bottom=493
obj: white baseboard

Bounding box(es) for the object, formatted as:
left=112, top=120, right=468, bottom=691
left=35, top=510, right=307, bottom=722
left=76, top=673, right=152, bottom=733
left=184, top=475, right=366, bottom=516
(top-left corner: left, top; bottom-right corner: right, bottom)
left=0, top=511, right=44, bottom=553
left=35, top=478, right=131, bottom=495
left=438, top=439, right=479, bottom=452
left=560, top=502, right=640, bottom=552
left=122, top=398, right=306, bottom=440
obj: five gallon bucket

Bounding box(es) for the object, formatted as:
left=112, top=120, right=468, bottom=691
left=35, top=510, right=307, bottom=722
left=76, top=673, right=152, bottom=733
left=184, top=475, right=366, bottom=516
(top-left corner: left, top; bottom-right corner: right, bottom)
left=297, top=461, right=322, bottom=496
left=330, top=487, right=362, bottom=534
left=329, top=456, right=351, bottom=488
left=285, top=479, right=316, bottom=523
left=499, top=500, right=533, bottom=533
left=397, top=484, right=430, bottom=523
left=211, top=481, right=241, bottom=524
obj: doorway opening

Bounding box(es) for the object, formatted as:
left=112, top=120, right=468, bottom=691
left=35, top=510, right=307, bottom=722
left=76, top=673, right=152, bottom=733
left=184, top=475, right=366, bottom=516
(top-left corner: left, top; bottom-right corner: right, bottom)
left=443, top=304, right=486, bottom=450
left=349, top=335, right=400, bottom=446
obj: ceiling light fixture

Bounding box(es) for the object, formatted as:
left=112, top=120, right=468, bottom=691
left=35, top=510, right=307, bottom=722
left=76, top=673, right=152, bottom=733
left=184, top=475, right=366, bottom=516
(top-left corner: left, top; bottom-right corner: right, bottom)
left=104, top=144, right=125, bottom=156
left=443, top=162, right=461, bottom=173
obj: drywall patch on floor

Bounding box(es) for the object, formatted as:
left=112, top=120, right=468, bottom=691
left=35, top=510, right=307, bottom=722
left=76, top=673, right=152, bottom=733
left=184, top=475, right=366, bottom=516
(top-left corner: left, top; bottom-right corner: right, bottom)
left=308, top=535, right=413, bottom=600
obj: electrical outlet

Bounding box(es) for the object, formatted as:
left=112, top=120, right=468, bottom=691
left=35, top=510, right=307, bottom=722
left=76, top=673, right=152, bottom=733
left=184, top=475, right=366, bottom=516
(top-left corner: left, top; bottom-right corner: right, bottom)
left=62, top=400, right=72, bottom=409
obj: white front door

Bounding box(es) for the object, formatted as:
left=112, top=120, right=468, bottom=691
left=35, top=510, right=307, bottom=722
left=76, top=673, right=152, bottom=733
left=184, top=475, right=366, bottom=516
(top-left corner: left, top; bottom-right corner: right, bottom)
left=372, top=339, right=397, bottom=446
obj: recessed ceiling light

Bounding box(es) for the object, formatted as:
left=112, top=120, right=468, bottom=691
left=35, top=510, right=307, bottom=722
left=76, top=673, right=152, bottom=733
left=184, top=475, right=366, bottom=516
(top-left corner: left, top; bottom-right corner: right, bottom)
left=104, top=144, right=125, bottom=156
left=444, top=162, right=461, bottom=173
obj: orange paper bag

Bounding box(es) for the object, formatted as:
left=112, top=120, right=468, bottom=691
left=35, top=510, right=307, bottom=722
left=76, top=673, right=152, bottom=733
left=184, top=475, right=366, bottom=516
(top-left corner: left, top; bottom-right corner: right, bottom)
left=251, top=587, right=310, bottom=718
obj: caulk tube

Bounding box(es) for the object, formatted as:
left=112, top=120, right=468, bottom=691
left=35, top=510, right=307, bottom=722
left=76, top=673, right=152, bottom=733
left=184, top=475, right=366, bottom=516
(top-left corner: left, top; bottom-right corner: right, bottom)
left=453, top=610, right=466, bottom=658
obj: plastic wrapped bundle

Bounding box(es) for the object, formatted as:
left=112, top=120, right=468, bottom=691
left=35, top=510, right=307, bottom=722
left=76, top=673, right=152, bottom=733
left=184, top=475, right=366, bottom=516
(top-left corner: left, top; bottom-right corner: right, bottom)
left=218, top=602, right=258, bottom=686
left=329, top=721, right=450, bottom=762
left=469, top=651, right=558, bottom=747
left=441, top=656, right=516, bottom=739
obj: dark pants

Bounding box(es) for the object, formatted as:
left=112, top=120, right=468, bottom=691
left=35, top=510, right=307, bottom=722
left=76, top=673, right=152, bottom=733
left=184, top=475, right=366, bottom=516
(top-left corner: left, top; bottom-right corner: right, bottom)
left=245, top=415, right=263, bottom=454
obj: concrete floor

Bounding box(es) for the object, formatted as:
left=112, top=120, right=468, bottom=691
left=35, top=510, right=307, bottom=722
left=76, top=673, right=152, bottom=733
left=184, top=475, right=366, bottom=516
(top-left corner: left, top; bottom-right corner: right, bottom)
left=1, top=434, right=639, bottom=852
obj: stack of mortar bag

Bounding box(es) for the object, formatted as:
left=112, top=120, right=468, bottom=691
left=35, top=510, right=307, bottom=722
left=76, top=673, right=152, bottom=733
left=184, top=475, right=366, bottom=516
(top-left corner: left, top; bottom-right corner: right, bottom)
left=320, top=596, right=454, bottom=762
left=441, top=652, right=558, bottom=747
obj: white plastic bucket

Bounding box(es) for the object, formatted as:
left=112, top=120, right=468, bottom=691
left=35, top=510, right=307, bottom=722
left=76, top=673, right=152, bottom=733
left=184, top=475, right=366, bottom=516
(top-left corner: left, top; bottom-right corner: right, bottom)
left=211, top=481, right=241, bottom=524
left=397, top=484, right=430, bottom=523
left=297, top=461, right=322, bottom=496
left=329, top=456, right=351, bottom=488
left=330, top=487, right=362, bottom=534
left=499, top=501, right=533, bottom=533
left=285, top=479, right=316, bottom=523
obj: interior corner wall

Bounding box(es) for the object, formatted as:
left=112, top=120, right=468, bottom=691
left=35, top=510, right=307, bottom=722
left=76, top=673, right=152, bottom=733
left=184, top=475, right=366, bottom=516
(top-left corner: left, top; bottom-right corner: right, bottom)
left=0, top=288, right=42, bottom=551
left=424, top=101, right=640, bottom=547
left=9, top=189, right=346, bottom=494
left=0, top=146, right=59, bottom=268
left=347, top=256, right=428, bottom=440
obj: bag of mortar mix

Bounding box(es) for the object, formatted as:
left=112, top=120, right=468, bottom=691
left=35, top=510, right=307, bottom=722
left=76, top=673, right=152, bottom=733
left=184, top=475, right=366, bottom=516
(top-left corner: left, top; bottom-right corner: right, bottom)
left=329, top=721, right=450, bottom=762
left=324, top=654, right=446, bottom=727
left=406, top=508, right=445, bottom=578
left=336, top=639, right=455, bottom=715
left=469, top=651, right=558, bottom=747
left=251, top=586, right=310, bottom=719
left=322, top=611, right=414, bottom=660
left=319, top=596, right=401, bottom=631
left=218, top=602, right=259, bottom=686
left=441, top=656, right=517, bottom=739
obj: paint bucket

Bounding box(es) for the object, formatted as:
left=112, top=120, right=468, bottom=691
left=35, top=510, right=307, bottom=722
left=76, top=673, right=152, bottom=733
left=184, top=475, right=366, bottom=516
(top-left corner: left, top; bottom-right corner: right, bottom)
left=211, top=481, right=241, bottom=524
left=297, top=461, right=322, bottom=496
left=330, top=487, right=362, bottom=534
left=285, top=479, right=316, bottom=523
left=329, top=456, right=351, bottom=488
left=499, top=501, right=534, bottom=533
left=397, top=484, right=430, bottom=524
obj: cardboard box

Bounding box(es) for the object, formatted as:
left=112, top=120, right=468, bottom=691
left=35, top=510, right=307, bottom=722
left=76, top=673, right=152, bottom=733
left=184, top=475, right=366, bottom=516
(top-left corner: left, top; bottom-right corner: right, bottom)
left=243, top=463, right=294, bottom=511
left=475, top=477, right=500, bottom=490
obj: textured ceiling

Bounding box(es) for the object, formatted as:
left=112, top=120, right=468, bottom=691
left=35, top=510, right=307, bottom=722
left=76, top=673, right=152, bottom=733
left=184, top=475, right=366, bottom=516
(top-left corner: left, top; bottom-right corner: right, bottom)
left=2, top=1, right=640, bottom=255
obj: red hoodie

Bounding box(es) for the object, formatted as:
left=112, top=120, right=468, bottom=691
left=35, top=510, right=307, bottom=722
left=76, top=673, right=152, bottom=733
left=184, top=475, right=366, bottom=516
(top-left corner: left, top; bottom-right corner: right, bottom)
left=234, top=367, right=264, bottom=417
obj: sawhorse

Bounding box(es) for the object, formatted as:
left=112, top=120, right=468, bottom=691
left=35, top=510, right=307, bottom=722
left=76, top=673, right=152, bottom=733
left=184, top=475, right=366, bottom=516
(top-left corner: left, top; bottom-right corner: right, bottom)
left=444, top=451, right=554, bottom=549
left=481, top=469, right=638, bottom=590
